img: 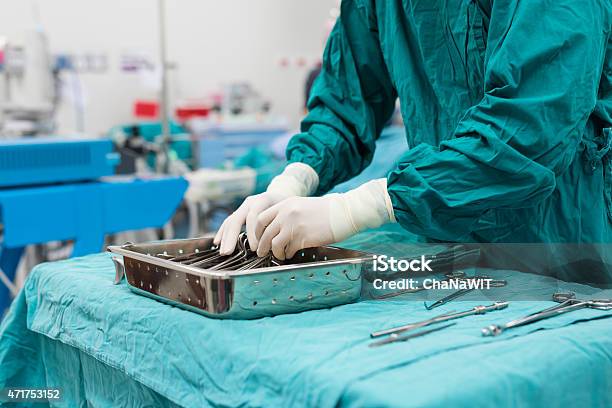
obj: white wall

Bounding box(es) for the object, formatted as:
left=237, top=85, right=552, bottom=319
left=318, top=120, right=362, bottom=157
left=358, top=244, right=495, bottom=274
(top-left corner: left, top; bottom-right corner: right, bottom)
left=0, top=0, right=337, bottom=135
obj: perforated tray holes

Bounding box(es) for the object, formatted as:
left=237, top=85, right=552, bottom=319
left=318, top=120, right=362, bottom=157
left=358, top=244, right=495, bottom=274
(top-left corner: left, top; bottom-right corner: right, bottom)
left=184, top=273, right=208, bottom=310
left=124, top=257, right=171, bottom=298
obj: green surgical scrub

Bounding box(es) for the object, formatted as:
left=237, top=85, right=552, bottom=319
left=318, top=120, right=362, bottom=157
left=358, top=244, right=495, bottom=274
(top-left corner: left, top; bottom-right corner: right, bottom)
left=287, top=0, right=612, bottom=244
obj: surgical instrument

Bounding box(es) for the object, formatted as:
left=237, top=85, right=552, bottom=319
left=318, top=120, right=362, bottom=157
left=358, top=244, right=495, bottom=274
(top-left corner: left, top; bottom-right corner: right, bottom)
left=370, top=285, right=427, bottom=299
left=481, top=292, right=612, bottom=336
left=369, top=322, right=457, bottom=348
left=162, top=233, right=282, bottom=271
left=371, top=302, right=509, bottom=338
left=424, top=273, right=507, bottom=310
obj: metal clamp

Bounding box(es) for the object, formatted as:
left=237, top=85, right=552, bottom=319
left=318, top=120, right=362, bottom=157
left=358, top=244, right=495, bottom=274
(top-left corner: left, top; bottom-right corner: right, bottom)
left=371, top=301, right=509, bottom=339
left=424, top=273, right=507, bottom=310
left=481, top=292, right=612, bottom=336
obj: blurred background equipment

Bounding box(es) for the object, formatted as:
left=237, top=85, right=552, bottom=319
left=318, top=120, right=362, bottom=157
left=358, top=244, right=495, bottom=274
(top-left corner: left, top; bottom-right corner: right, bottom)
left=0, top=136, right=187, bottom=314
left=0, top=29, right=57, bottom=136
left=0, top=137, right=118, bottom=187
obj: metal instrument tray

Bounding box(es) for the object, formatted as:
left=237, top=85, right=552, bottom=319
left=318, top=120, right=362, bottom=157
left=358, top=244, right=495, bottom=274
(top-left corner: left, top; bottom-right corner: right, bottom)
left=108, top=236, right=371, bottom=319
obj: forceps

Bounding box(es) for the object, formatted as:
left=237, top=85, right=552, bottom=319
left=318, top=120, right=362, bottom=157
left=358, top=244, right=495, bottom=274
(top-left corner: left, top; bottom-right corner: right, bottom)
left=371, top=302, right=509, bottom=339
left=171, top=247, right=219, bottom=264
left=209, top=234, right=253, bottom=270
left=424, top=272, right=507, bottom=310
left=164, top=233, right=281, bottom=270
left=369, top=322, right=457, bottom=348
left=481, top=292, right=612, bottom=336
left=370, top=285, right=427, bottom=300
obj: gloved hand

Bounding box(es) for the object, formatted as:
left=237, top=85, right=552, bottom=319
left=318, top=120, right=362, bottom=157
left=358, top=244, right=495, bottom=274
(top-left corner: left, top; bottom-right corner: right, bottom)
left=254, top=178, right=396, bottom=260
left=214, top=163, right=319, bottom=255
left=214, top=191, right=291, bottom=254
left=253, top=195, right=335, bottom=259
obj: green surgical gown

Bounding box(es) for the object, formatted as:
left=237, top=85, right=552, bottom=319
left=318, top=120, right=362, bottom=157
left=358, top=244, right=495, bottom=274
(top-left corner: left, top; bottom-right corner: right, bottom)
left=287, top=0, right=612, bottom=244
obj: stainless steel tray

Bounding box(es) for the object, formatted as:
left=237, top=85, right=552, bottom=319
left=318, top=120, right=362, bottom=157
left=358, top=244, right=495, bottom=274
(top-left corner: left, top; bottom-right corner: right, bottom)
left=108, top=236, right=371, bottom=319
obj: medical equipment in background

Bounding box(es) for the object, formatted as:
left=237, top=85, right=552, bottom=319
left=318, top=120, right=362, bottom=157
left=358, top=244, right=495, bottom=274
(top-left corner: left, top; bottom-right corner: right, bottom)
left=220, top=82, right=270, bottom=117
left=369, top=302, right=509, bottom=348
left=0, top=137, right=188, bottom=314
left=156, top=0, right=172, bottom=174
left=108, top=234, right=369, bottom=319
left=0, top=30, right=57, bottom=136
left=481, top=292, right=612, bottom=336
left=188, top=118, right=289, bottom=168
left=184, top=168, right=256, bottom=203
left=110, top=121, right=192, bottom=175
left=120, top=0, right=176, bottom=174
left=0, top=137, right=118, bottom=187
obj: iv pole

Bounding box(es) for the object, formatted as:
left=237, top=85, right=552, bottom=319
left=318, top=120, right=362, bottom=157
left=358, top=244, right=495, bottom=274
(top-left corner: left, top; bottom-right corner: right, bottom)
left=157, top=0, right=171, bottom=173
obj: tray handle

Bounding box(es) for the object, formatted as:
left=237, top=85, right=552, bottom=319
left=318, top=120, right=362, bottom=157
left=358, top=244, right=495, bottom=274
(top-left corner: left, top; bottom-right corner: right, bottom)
left=112, top=257, right=126, bottom=285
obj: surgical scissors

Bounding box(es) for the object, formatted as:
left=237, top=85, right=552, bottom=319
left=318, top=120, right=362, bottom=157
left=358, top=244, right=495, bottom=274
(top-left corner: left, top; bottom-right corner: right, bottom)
left=481, top=292, right=612, bottom=336
left=424, top=272, right=507, bottom=310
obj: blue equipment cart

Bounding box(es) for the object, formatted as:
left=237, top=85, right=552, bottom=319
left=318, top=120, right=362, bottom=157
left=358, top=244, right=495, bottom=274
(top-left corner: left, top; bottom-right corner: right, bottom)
left=0, top=137, right=187, bottom=314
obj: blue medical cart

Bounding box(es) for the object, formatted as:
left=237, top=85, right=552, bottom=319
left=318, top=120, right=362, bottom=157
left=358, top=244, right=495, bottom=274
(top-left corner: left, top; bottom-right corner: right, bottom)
left=0, top=137, right=187, bottom=315
left=192, top=121, right=289, bottom=168
left=0, top=137, right=119, bottom=187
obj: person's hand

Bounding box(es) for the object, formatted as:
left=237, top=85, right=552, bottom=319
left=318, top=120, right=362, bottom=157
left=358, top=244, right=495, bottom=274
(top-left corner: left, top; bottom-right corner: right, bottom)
left=254, top=196, right=337, bottom=260
left=253, top=179, right=396, bottom=260
left=213, top=162, right=320, bottom=255
left=213, top=191, right=292, bottom=255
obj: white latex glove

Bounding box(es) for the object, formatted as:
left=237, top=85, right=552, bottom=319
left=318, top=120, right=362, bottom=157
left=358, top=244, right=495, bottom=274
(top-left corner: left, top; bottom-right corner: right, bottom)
left=214, top=163, right=319, bottom=255
left=254, top=178, right=396, bottom=260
